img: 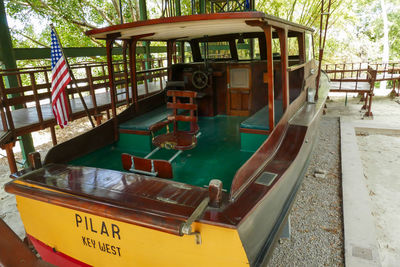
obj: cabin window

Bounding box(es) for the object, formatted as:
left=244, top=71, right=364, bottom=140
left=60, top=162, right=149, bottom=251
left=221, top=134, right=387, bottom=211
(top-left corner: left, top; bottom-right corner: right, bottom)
left=288, top=37, right=300, bottom=60
left=200, top=41, right=231, bottom=59
left=236, top=38, right=260, bottom=60
left=305, top=33, right=313, bottom=62
left=272, top=38, right=281, bottom=59
left=253, top=38, right=261, bottom=59
left=184, top=42, right=193, bottom=63
left=288, top=34, right=305, bottom=103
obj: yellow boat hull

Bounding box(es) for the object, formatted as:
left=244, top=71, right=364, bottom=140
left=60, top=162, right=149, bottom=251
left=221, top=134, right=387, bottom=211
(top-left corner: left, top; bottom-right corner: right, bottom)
left=17, top=196, right=249, bottom=267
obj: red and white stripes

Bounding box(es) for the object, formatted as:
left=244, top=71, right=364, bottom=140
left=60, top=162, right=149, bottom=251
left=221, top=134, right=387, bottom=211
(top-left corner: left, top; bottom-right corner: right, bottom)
left=51, top=56, right=71, bottom=128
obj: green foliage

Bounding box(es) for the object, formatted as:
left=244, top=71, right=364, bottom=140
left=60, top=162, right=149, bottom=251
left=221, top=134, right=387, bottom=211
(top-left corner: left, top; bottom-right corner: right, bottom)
left=4, top=0, right=400, bottom=66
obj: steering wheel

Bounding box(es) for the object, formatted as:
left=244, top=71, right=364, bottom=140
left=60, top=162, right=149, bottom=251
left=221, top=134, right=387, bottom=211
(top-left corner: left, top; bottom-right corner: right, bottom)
left=192, top=70, right=208, bottom=89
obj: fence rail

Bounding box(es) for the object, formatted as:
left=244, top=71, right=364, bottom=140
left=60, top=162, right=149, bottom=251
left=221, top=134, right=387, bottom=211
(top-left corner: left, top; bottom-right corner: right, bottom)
left=323, top=61, right=400, bottom=117
left=0, top=57, right=172, bottom=146
left=324, top=61, right=400, bottom=82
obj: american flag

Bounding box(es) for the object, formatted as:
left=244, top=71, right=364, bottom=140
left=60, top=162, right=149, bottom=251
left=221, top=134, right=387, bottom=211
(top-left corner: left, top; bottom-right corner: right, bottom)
left=51, top=29, right=71, bottom=128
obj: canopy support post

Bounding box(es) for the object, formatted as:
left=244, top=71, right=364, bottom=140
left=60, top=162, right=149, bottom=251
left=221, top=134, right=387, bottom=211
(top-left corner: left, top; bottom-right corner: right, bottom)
left=263, top=25, right=275, bottom=130
left=129, top=38, right=138, bottom=107
left=277, top=27, right=289, bottom=111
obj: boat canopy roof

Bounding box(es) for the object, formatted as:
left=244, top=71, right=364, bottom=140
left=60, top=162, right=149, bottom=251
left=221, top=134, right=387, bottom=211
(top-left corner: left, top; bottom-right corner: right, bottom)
left=86, top=12, right=314, bottom=41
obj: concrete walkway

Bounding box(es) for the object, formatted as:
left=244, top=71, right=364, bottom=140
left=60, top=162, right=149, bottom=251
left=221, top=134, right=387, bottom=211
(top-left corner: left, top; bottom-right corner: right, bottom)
left=341, top=118, right=381, bottom=266
left=341, top=114, right=400, bottom=267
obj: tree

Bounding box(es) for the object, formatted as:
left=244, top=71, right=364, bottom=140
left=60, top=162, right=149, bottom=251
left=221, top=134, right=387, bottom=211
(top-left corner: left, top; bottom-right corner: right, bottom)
left=5, top=0, right=141, bottom=48
left=380, top=0, right=389, bottom=90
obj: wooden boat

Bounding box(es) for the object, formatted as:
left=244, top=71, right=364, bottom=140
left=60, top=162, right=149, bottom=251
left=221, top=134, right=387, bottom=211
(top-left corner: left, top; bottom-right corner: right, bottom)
left=4, top=11, right=329, bottom=267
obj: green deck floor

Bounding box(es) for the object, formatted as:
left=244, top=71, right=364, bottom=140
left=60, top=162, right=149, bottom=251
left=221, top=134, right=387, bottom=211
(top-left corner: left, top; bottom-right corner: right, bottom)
left=70, top=115, right=254, bottom=191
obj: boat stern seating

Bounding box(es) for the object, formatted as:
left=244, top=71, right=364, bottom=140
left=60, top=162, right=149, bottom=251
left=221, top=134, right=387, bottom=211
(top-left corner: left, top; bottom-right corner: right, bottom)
left=240, top=99, right=283, bottom=152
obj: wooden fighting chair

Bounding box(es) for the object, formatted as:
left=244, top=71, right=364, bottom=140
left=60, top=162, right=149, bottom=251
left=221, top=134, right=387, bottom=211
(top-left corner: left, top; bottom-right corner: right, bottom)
left=150, top=90, right=199, bottom=150
left=121, top=90, right=199, bottom=179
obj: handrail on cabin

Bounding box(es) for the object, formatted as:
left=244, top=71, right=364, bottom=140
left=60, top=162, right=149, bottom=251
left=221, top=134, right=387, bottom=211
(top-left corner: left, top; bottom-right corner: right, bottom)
left=287, top=63, right=306, bottom=72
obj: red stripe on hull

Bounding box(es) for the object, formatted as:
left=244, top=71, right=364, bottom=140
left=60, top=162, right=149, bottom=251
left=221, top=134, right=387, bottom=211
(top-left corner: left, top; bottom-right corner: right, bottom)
left=28, top=235, right=91, bottom=267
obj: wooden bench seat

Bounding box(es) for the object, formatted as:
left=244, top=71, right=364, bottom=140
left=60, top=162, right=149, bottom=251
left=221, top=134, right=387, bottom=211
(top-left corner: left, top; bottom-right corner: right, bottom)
left=119, top=106, right=187, bottom=132
left=239, top=100, right=283, bottom=152
left=240, top=100, right=284, bottom=132
left=119, top=106, right=172, bottom=132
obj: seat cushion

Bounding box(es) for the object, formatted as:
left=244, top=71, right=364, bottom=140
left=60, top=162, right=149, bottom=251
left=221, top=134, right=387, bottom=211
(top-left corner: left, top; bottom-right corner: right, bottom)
left=119, top=106, right=172, bottom=131
left=240, top=100, right=283, bottom=131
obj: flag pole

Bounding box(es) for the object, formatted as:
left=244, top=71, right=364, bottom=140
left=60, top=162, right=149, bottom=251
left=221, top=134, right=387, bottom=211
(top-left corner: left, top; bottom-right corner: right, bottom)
left=50, top=24, right=95, bottom=128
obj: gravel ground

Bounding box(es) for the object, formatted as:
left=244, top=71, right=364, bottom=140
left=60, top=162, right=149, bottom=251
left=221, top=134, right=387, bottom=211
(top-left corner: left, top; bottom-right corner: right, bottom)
left=267, top=116, right=344, bottom=266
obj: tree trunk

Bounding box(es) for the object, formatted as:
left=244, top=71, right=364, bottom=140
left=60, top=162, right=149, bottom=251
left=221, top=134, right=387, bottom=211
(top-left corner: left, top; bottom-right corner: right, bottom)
left=380, top=0, right=389, bottom=90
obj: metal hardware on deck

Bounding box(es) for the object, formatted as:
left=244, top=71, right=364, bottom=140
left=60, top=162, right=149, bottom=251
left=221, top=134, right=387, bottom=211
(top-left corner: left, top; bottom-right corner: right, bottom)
left=129, top=156, right=158, bottom=176
left=307, top=88, right=316, bottom=103
left=180, top=197, right=210, bottom=244
left=171, top=183, right=192, bottom=190
left=168, top=150, right=183, bottom=163
left=156, top=196, right=178, bottom=204
left=145, top=147, right=160, bottom=159
left=167, top=132, right=201, bottom=163
left=163, top=141, right=177, bottom=150
left=128, top=168, right=158, bottom=177
left=255, top=172, right=278, bottom=186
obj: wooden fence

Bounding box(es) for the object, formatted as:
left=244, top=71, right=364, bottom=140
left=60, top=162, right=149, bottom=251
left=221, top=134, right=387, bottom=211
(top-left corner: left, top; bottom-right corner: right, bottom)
left=0, top=57, right=170, bottom=152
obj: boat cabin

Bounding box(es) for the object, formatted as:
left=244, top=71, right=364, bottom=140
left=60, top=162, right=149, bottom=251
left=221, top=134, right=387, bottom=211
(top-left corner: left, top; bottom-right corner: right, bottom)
left=53, top=12, right=317, bottom=196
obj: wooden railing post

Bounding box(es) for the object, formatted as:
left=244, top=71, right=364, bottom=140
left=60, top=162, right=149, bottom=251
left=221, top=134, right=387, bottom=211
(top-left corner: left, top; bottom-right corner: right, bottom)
left=122, top=41, right=130, bottom=105
left=0, top=75, right=14, bottom=131
left=29, top=72, right=44, bottom=128
left=141, top=61, right=149, bottom=95
left=65, top=83, right=73, bottom=121
left=50, top=126, right=57, bottom=146
left=85, top=65, right=101, bottom=126
left=106, top=37, right=117, bottom=118
left=128, top=38, right=138, bottom=106
left=2, top=142, right=17, bottom=174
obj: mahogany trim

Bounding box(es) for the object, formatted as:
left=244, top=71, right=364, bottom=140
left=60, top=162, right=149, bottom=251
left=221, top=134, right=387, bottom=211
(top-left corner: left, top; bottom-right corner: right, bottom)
left=5, top=182, right=186, bottom=236
left=118, top=129, right=151, bottom=135
left=264, top=25, right=275, bottom=130
left=239, top=128, right=270, bottom=135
